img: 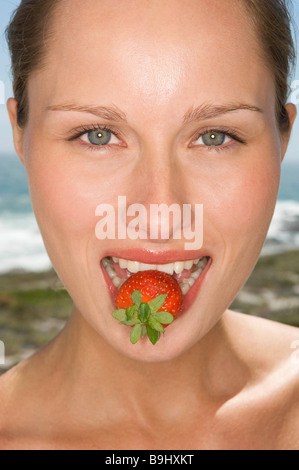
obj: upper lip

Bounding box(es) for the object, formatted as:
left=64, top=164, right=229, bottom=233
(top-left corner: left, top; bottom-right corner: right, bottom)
left=102, top=248, right=210, bottom=264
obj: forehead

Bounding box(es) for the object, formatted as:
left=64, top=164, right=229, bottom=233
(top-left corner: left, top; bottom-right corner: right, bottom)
left=32, top=0, right=273, bottom=120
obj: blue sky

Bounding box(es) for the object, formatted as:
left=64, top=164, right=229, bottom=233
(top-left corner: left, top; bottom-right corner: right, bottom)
left=0, top=0, right=299, bottom=160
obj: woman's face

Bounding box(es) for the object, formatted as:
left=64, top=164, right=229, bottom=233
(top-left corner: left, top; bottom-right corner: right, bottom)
left=12, top=0, right=293, bottom=361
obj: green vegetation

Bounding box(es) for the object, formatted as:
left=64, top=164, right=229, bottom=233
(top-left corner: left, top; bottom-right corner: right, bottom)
left=1, top=250, right=299, bottom=375
left=0, top=270, right=72, bottom=373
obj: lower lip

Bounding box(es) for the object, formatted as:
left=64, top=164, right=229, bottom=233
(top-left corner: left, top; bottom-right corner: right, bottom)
left=100, top=257, right=212, bottom=316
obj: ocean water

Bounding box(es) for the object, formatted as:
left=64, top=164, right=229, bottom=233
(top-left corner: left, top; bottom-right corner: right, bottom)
left=0, top=155, right=299, bottom=273
left=0, top=156, right=51, bottom=273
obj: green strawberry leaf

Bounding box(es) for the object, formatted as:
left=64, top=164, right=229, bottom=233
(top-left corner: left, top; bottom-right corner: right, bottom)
left=146, top=326, right=160, bottom=345
left=126, top=304, right=138, bottom=320
left=141, top=325, right=147, bottom=337
left=131, top=290, right=143, bottom=307
left=113, top=292, right=174, bottom=346
left=130, top=324, right=142, bottom=344
left=152, top=311, right=174, bottom=324
left=138, top=303, right=151, bottom=323
left=148, top=316, right=165, bottom=333
left=120, top=319, right=140, bottom=326
left=147, top=294, right=167, bottom=313
left=112, top=309, right=127, bottom=322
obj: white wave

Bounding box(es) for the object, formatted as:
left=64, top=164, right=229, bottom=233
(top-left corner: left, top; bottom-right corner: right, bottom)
left=267, top=200, right=299, bottom=246
left=0, top=212, right=52, bottom=273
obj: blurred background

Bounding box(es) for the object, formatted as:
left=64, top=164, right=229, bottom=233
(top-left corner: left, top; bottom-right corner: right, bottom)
left=0, top=0, right=299, bottom=373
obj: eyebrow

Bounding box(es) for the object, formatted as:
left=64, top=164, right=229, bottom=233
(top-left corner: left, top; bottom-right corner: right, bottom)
left=47, top=102, right=263, bottom=124
left=182, top=103, right=263, bottom=124
left=46, top=104, right=128, bottom=122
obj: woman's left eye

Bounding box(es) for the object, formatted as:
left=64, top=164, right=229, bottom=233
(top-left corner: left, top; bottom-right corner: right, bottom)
left=80, top=128, right=121, bottom=146
left=193, top=131, right=232, bottom=147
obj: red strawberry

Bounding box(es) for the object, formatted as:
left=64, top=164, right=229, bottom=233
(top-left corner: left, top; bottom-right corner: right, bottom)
left=112, top=270, right=183, bottom=345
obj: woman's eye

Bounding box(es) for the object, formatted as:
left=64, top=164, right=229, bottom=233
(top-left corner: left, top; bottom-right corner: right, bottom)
left=80, top=129, right=121, bottom=146
left=194, top=131, right=232, bottom=147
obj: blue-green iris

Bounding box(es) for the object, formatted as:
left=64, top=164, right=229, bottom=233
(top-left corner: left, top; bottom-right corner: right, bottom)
left=202, top=131, right=226, bottom=146
left=87, top=129, right=112, bottom=145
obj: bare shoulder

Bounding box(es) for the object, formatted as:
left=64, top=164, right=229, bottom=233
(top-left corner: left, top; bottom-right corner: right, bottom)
left=226, top=310, right=299, bottom=449
left=0, top=366, right=20, bottom=449
left=226, top=310, right=299, bottom=362
left=0, top=350, right=59, bottom=450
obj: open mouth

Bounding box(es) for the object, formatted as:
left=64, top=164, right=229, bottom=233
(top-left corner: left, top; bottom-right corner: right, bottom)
left=101, top=255, right=210, bottom=296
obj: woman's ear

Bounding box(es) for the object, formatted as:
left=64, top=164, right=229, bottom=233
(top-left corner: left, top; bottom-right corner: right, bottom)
left=281, top=103, right=297, bottom=162
left=7, top=98, right=25, bottom=165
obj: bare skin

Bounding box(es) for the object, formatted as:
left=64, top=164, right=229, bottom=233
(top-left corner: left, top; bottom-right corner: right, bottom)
left=1, top=0, right=298, bottom=449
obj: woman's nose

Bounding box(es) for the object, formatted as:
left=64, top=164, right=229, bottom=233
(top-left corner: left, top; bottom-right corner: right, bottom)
left=125, top=145, right=187, bottom=242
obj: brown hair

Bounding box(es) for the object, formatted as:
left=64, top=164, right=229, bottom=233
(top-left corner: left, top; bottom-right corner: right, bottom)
left=245, top=0, right=296, bottom=132
left=6, top=0, right=296, bottom=131
left=6, top=0, right=59, bottom=128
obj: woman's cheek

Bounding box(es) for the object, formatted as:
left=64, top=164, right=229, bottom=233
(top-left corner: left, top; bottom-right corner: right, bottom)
left=208, top=148, right=280, bottom=242
left=25, top=150, right=98, bottom=259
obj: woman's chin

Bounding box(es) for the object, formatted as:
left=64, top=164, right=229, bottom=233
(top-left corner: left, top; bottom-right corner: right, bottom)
left=96, top=320, right=202, bottom=363
left=81, top=293, right=214, bottom=364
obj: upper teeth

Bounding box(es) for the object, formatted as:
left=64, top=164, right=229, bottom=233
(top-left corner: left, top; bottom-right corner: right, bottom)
left=112, top=257, right=202, bottom=275
left=102, top=256, right=210, bottom=294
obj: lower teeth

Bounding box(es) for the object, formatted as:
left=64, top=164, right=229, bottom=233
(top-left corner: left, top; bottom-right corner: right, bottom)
left=102, top=257, right=209, bottom=294
left=112, top=277, right=123, bottom=288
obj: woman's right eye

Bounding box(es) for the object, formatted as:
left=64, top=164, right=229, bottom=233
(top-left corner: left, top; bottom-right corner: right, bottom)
left=78, top=128, right=122, bottom=147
